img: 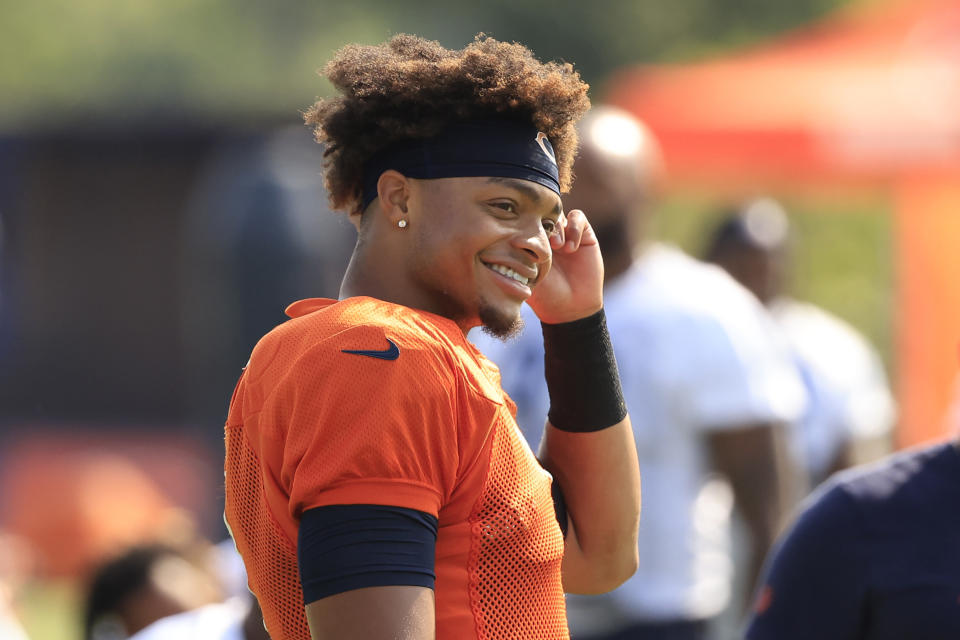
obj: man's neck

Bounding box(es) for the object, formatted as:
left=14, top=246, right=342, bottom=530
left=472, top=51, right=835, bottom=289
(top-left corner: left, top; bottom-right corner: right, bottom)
left=338, top=240, right=408, bottom=304
left=339, top=248, right=472, bottom=334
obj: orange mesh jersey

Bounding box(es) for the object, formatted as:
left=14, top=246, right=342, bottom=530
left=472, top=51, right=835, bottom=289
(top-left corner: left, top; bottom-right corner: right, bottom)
left=224, top=296, right=568, bottom=639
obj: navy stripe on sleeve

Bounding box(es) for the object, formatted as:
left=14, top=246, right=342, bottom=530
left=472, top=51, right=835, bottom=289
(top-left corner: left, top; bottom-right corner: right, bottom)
left=297, top=504, right=438, bottom=605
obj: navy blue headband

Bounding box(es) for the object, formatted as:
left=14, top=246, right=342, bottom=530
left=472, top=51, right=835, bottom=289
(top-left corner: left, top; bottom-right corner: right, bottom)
left=361, top=119, right=560, bottom=210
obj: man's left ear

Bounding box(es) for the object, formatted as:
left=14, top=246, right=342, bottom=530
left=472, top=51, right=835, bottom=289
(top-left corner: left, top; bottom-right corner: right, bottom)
left=376, top=170, right=411, bottom=228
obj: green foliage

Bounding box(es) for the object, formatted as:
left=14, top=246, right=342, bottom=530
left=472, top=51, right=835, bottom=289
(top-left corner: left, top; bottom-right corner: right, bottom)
left=0, top=0, right=851, bottom=129
left=0, top=0, right=391, bottom=128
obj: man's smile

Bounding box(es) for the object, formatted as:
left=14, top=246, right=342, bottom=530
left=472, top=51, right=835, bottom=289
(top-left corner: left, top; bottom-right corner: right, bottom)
left=484, top=262, right=533, bottom=286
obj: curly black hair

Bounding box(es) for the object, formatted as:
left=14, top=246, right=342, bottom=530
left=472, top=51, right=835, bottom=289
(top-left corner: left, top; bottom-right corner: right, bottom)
left=305, top=34, right=590, bottom=214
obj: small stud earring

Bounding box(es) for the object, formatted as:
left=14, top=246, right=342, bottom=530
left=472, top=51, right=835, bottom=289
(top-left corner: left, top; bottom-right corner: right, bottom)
left=398, top=219, right=408, bottom=228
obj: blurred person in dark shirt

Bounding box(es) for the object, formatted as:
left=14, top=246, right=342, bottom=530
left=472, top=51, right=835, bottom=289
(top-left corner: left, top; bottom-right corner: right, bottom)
left=745, top=436, right=960, bottom=639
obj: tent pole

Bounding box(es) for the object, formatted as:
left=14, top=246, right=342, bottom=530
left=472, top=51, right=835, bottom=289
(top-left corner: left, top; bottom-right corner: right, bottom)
left=894, top=171, right=960, bottom=447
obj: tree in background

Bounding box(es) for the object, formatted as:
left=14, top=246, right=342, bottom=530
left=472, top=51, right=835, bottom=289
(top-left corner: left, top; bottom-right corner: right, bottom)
left=1, top=0, right=850, bottom=128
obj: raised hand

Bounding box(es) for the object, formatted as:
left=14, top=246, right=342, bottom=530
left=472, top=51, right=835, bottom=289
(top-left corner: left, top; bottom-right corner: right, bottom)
left=528, top=209, right=604, bottom=324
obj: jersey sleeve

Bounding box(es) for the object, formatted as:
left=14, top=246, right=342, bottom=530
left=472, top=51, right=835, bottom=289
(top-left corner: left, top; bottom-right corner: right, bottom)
left=682, top=302, right=807, bottom=431
left=269, top=325, right=461, bottom=520
left=745, top=484, right=868, bottom=640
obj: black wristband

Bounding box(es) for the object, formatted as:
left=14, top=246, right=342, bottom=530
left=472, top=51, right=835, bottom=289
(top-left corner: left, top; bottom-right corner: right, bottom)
left=542, top=309, right=627, bottom=432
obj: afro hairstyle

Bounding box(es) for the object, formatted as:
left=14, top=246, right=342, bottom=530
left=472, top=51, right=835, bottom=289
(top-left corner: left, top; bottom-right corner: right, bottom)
left=305, top=34, right=591, bottom=214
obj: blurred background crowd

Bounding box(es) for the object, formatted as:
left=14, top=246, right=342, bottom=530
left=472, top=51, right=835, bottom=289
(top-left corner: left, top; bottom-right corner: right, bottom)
left=1, top=0, right=959, bottom=638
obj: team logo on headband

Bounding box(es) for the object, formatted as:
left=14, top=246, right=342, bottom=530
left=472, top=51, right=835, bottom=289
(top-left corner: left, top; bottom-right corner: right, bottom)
left=535, top=132, right=557, bottom=166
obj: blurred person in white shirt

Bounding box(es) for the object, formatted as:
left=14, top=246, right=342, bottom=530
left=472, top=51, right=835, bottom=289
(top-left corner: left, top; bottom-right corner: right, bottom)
left=704, top=199, right=896, bottom=487
left=128, top=596, right=267, bottom=640
left=127, top=538, right=269, bottom=640
left=473, top=107, right=806, bottom=640
left=83, top=543, right=224, bottom=640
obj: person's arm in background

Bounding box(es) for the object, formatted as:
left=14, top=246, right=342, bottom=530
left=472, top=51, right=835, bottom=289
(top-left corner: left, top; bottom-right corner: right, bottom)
left=529, top=210, right=641, bottom=595
left=745, top=484, right=866, bottom=640
left=707, top=423, right=797, bottom=600
left=688, top=281, right=807, bottom=609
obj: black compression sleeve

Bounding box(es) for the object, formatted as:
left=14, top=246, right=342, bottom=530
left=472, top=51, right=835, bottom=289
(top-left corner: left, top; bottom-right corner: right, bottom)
left=542, top=309, right=627, bottom=432
left=298, top=504, right=438, bottom=604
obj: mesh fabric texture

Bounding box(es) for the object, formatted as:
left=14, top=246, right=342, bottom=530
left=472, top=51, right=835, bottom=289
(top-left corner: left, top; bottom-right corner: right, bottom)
left=224, top=297, right=568, bottom=639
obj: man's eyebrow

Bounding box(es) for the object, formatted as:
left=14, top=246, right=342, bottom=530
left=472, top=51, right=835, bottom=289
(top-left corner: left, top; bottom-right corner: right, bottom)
left=487, top=177, right=562, bottom=215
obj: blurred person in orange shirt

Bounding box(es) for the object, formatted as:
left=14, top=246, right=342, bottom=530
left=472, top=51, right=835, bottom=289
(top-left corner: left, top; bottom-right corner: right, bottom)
left=1, top=449, right=199, bottom=579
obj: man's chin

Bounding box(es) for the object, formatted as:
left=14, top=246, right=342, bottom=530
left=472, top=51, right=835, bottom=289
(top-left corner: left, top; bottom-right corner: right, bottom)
left=478, top=303, right=524, bottom=340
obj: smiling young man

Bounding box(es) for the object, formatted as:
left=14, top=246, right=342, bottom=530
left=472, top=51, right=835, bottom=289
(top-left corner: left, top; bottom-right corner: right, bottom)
left=222, top=35, right=641, bottom=640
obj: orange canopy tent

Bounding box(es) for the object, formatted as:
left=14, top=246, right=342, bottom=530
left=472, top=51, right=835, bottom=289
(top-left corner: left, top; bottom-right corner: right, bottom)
left=606, top=0, right=960, bottom=447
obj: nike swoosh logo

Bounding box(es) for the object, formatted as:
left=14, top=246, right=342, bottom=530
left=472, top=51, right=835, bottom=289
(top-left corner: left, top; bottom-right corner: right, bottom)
left=341, top=338, right=400, bottom=361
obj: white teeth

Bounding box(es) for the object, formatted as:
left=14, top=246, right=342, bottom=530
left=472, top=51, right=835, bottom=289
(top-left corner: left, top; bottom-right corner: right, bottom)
left=489, top=263, right=530, bottom=286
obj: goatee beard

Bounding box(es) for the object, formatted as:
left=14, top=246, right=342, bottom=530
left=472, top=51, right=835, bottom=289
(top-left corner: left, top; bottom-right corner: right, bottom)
left=478, top=303, right=525, bottom=340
